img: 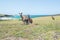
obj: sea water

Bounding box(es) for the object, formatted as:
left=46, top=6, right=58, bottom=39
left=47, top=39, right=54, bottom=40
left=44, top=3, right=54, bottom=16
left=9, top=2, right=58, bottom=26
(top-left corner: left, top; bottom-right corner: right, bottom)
left=12, top=15, right=47, bottom=19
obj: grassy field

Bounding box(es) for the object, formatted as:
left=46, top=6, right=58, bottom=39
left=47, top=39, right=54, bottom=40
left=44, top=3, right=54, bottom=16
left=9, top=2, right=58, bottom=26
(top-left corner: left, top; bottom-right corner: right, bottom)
left=0, top=16, right=60, bottom=40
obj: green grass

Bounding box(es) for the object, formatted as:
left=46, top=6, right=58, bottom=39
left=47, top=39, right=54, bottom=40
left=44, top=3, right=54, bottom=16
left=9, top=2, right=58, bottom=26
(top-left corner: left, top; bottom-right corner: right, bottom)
left=0, top=16, right=60, bottom=40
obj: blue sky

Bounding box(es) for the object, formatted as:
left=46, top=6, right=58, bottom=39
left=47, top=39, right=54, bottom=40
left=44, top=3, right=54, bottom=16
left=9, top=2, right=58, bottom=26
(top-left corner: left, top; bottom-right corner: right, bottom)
left=0, top=0, right=60, bottom=15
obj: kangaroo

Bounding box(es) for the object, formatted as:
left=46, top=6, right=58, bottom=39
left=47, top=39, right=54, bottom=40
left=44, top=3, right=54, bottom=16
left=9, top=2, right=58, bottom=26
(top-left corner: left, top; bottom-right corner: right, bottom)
left=51, top=16, right=55, bottom=20
left=19, top=12, right=33, bottom=25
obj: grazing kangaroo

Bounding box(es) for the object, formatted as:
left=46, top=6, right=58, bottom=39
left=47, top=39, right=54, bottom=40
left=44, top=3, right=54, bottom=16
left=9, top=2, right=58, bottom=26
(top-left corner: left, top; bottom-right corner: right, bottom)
left=19, top=12, right=33, bottom=24
left=51, top=16, right=55, bottom=20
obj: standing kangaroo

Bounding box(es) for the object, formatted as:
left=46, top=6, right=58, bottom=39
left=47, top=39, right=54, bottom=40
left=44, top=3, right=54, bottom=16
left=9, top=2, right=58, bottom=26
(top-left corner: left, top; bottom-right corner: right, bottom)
left=19, top=12, right=33, bottom=24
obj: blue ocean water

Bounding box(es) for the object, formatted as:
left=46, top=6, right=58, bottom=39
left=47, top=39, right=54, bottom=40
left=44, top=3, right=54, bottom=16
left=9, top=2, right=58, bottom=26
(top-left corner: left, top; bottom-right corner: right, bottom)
left=12, top=15, right=47, bottom=19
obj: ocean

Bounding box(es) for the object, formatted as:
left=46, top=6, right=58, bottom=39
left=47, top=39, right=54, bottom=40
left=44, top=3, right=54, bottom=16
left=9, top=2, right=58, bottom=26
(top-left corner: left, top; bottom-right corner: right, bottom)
left=12, top=15, right=47, bottom=19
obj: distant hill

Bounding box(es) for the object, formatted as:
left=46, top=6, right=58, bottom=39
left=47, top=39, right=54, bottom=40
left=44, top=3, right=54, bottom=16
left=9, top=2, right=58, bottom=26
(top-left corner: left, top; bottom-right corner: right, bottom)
left=55, top=14, right=60, bottom=16
left=45, top=14, right=60, bottom=16
left=0, top=14, right=13, bottom=17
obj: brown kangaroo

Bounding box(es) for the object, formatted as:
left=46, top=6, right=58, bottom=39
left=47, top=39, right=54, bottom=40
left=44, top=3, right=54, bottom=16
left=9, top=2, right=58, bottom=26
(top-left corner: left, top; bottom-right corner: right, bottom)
left=19, top=12, right=33, bottom=24
left=51, top=16, right=55, bottom=20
